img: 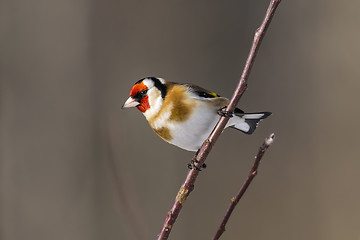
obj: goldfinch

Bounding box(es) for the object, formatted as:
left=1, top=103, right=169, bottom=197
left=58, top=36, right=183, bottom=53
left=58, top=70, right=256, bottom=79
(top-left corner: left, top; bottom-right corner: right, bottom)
left=122, top=77, right=271, bottom=152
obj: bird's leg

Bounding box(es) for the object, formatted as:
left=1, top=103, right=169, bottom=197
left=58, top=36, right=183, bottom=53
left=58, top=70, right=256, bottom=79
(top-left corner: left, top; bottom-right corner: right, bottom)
left=187, top=150, right=207, bottom=171
left=217, top=106, right=233, bottom=118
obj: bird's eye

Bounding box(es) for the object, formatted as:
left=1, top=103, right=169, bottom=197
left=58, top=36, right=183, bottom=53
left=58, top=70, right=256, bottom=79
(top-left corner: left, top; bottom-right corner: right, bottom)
left=139, top=90, right=148, bottom=97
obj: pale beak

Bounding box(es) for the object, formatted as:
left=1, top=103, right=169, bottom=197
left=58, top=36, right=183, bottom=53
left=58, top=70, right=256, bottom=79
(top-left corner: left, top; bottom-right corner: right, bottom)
left=122, top=97, right=140, bottom=109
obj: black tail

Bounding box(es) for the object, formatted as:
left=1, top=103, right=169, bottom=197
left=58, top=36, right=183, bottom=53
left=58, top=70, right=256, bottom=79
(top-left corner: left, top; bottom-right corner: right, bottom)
left=230, top=108, right=271, bottom=134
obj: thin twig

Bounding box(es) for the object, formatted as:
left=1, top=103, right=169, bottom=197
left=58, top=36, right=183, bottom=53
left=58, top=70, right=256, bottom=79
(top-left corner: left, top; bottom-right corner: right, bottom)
left=157, top=1, right=281, bottom=239
left=213, top=133, right=275, bottom=240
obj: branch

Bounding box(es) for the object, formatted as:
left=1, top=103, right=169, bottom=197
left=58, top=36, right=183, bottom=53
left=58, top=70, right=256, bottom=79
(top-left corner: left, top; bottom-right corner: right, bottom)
left=157, top=1, right=281, bottom=239
left=213, top=133, right=275, bottom=240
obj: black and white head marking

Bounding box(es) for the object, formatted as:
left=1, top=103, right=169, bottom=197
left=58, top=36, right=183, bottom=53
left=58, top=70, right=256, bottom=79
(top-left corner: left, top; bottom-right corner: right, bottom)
left=136, top=77, right=167, bottom=99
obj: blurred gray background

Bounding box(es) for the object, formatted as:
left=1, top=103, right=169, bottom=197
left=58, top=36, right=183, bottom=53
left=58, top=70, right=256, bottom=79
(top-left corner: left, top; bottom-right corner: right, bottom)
left=1, top=0, right=360, bottom=239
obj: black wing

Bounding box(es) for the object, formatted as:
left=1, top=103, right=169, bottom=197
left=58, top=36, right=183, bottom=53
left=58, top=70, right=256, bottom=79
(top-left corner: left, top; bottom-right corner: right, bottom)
left=180, top=83, right=221, bottom=99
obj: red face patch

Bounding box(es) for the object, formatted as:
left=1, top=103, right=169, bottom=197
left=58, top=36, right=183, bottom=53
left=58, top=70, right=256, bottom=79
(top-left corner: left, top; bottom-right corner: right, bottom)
left=129, top=82, right=150, bottom=113
left=137, top=95, right=150, bottom=113
left=130, top=82, right=146, bottom=97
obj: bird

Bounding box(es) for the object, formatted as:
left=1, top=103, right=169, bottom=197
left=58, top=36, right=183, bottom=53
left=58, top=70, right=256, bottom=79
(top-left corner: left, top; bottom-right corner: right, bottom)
left=122, top=77, right=271, bottom=152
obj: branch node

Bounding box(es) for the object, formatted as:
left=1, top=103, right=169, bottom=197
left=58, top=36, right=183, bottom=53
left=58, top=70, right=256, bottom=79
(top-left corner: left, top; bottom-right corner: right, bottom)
left=175, top=185, right=189, bottom=205
left=255, top=28, right=261, bottom=38
left=265, top=133, right=275, bottom=146
left=164, top=223, right=172, bottom=230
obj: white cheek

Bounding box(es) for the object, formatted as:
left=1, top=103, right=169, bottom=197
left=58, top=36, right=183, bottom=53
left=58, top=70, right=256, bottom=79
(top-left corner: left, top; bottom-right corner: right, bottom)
left=143, top=89, right=163, bottom=119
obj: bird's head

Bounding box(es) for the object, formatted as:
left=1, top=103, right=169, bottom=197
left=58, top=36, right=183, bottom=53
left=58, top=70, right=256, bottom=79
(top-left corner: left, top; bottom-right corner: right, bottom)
left=122, top=77, right=167, bottom=117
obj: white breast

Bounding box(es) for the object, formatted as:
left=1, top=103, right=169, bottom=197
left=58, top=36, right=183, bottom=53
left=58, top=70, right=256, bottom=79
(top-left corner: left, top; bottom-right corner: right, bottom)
left=166, top=102, right=221, bottom=151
